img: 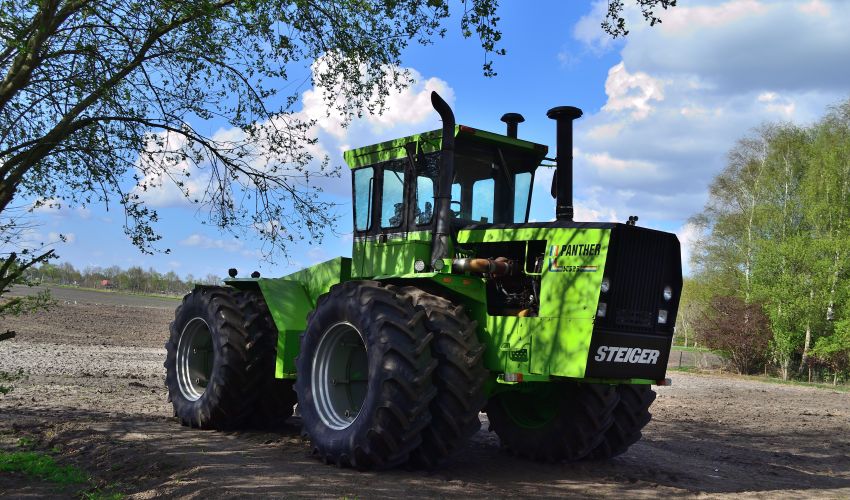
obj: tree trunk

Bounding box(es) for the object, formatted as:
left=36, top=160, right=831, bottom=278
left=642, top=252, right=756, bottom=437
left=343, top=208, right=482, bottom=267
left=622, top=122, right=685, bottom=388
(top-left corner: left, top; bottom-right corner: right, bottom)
left=800, top=322, right=811, bottom=374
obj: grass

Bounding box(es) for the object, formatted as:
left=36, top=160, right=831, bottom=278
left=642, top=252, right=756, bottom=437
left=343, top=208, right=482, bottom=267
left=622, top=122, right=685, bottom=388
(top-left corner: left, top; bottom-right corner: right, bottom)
left=0, top=438, right=125, bottom=499
left=670, top=366, right=850, bottom=392
left=670, top=345, right=722, bottom=354
left=54, top=284, right=181, bottom=301
left=0, top=450, right=88, bottom=484
left=0, top=368, right=25, bottom=395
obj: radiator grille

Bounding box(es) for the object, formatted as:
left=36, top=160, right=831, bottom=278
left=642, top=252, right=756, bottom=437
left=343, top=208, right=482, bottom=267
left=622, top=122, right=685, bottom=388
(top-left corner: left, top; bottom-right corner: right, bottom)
left=598, top=225, right=680, bottom=335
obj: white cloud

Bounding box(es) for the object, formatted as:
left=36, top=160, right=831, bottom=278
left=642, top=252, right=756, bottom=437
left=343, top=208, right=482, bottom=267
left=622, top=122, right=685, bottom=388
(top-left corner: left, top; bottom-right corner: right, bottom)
left=300, top=57, right=453, bottom=140
left=566, top=0, right=849, bottom=235
left=583, top=151, right=660, bottom=180
left=797, top=0, right=830, bottom=16
left=676, top=222, right=700, bottom=274
left=757, top=91, right=796, bottom=117
left=180, top=234, right=243, bottom=253
left=602, top=62, right=665, bottom=120
left=572, top=0, right=618, bottom=54
left=659, top=0, right=770, bottom=34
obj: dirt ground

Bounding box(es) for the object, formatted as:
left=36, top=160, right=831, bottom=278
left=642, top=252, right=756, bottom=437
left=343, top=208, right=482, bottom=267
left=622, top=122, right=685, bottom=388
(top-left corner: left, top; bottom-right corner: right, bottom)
left=1, top=287, right=848, bottom=498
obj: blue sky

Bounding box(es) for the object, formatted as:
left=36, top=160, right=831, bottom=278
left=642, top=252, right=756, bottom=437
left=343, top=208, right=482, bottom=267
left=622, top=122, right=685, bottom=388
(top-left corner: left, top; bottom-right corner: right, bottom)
left=26, top=0, right=850, bottom=279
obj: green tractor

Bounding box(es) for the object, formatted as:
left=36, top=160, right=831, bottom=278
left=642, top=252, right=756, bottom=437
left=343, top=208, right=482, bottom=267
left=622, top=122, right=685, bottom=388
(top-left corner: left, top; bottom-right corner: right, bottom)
left=164, top=92, right=682, bottom=470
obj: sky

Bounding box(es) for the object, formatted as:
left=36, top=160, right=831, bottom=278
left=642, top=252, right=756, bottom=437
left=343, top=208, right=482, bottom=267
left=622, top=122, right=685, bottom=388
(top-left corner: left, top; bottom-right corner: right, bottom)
left=25, top=0, right=850, bottom=279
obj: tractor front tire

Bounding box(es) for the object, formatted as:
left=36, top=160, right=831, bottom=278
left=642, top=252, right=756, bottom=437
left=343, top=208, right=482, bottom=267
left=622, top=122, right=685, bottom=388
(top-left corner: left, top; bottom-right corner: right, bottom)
left=485, top=383, right=619, bottom=462
left=399, top=287, right=487, bottom=469
left=589, top=384, right=656, bottom=459
left=233, top=290, right=298, bottom=428
left=294, top=281, right=437, bottom=470
left=165, top=286, right=251, bottom=429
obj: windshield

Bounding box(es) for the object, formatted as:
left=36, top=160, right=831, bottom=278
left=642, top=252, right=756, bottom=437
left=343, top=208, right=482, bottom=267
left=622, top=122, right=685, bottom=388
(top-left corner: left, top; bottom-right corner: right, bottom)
left=445, top=144, right=536, bottom=225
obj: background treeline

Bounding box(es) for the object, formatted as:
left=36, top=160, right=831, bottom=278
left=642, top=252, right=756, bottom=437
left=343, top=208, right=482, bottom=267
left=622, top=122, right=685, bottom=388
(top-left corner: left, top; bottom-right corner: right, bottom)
left=23, top=262, right=222, bottom=296
left=680, top=99, right=850, bottom=384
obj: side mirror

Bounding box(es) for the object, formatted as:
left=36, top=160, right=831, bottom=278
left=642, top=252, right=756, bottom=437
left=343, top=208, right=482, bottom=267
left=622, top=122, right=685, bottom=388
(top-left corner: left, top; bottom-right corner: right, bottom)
left=550, top=171, right=557, bottom=199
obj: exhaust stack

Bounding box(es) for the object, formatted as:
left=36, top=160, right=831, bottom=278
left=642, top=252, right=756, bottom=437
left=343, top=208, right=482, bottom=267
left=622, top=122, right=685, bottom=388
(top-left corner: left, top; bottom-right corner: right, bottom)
left=500, top=113, right=525, bottom=138
left=430, top=91, right=455, bottom=270
left=546, top=106, right=583, bottom=222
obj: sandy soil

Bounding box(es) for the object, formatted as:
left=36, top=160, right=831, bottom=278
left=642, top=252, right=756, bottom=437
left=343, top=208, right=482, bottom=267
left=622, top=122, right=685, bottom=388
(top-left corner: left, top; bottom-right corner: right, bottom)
left=1, top=287, right=848, bottom=498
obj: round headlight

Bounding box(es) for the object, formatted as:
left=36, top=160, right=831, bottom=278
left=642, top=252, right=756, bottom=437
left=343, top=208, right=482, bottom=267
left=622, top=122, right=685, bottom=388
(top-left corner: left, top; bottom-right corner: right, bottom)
left=414, top=260, right=426, bottom=273
left=663, top=285, right=673, bottom=301
left=600, top=277, right=611, bottom=293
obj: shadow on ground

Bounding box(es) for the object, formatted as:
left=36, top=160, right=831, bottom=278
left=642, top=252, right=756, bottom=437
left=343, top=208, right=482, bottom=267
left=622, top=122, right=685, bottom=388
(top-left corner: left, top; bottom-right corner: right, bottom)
left=2, top=405, right=848, bottom=498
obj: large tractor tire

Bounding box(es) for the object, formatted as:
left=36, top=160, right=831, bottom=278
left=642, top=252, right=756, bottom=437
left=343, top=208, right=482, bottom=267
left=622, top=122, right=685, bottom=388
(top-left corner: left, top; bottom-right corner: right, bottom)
left=399, top=287, right=487, bottom=469
left=233, top=290, right=298, bottom=428
left=165, top=286, right=253, bottom=429
left=485, top=382, right=619, bottom=462
left=589, top=384, right=656, bottom=460
left=294, top=281, right=437, bottom=470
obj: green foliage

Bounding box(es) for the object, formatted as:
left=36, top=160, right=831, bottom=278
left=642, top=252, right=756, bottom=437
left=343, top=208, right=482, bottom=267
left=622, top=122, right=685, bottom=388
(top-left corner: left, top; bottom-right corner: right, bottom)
left=693, top=295, right=771, bottom=374
left=0, top=450, right=88, bottom=484
left=25, top=260, right=219, bottom=295
left=0, top=367, right=24, bottom=395
left=691, top=99, right=850, bottom=382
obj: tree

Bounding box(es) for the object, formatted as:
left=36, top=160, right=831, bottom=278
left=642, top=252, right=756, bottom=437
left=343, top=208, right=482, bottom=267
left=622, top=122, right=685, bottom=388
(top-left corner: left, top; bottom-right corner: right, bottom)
left=691, top=99, right=850, bottom=382
left=0, top=0, right=675, bottom=316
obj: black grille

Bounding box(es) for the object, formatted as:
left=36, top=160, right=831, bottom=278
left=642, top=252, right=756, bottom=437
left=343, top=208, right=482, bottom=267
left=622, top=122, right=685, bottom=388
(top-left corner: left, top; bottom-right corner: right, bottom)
left=615, top=309, right=654, bottom=328
left=598, top=224, right=681, bottom=335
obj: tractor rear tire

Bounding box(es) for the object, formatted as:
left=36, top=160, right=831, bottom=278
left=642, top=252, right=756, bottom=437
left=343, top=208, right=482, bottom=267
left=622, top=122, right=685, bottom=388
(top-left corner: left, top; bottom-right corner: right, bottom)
left=588, top=384, right=656, bottom=459
left=485, top=382, right=619, bottom=462
left=399, top=287, right=487, bottom=469
left=165, top=286, right=252, bottom=429
left=294, top=281, right=437, bottom=470
left=233, top=290, right=298, bottom=428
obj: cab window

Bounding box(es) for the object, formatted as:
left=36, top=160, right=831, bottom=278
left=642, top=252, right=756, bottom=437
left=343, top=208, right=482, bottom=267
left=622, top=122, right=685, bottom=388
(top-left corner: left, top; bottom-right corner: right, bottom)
left=353, top=167, right=373, bottom=231
left=381, top=162, right=405, bottom=228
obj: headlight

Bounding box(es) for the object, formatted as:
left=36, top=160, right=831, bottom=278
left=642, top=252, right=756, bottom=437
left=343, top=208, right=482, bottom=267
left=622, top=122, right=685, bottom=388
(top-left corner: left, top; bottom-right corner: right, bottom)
left=658, top=309, right=668, bottom=324
left=600, top=277, right=611, bottom=293
left=663, top=285, right=673, bottom=301
left=597, top=302, right=607, bottom=318
left=414, top=260, right=426, bottom=272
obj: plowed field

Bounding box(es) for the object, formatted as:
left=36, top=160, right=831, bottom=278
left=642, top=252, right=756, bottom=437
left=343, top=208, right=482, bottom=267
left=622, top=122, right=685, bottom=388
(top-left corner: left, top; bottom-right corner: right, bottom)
left=1, top=287, right=848, bottom=498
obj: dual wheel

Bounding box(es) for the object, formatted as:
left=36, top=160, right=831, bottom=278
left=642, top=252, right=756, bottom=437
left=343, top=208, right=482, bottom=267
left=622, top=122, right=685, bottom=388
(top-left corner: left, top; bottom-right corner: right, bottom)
left=485, top=382, right=656, bottom=461
left=164, top=286, right=297, bottom=429
left=293, top=281, right=487, bottom=469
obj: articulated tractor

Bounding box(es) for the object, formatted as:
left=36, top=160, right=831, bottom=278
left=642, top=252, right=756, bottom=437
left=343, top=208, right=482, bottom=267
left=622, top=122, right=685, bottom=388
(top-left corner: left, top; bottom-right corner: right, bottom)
left=165, top=92, right=682, bottom=469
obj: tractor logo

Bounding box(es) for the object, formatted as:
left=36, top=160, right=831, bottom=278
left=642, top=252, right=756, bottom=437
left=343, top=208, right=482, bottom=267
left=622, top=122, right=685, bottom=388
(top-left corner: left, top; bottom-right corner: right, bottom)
left=548, top=244, right=601, bottom=272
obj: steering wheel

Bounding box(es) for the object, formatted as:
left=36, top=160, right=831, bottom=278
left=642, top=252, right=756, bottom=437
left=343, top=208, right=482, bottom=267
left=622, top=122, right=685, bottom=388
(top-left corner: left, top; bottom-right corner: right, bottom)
left=450, top=200, right=462, bottom=218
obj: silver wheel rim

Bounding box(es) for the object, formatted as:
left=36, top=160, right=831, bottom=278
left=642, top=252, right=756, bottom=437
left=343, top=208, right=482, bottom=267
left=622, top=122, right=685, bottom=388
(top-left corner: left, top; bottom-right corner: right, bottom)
left=176, top=318, right=214, bottom=402
left=311, top=321, right=369, bottom=430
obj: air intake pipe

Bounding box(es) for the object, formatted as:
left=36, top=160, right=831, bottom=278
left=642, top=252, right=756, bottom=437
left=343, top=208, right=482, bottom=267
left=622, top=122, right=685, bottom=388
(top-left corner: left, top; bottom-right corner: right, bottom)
left=500, top=113, right=524, bottom=138
left=430, top=91, right=455, bottom=270
left=547, top=106, right=583, bottom=221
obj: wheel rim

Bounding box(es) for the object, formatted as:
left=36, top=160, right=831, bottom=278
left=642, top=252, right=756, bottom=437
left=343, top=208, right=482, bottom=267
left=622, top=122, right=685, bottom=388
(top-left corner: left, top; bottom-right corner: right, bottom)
left=499, top=385, right=559, bottom=429
left=311, top=322, right=369, bottom=430
left=176, top=318, right=214, bottom=402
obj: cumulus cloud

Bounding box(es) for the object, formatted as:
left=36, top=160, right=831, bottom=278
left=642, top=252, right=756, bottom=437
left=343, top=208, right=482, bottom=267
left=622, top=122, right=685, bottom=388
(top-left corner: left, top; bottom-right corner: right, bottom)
left=601, top=62, right=666, bottom=120
left=676, top=222, right=700, bottom=274
left=621, top=0, right=850, bottom=93
left=180, top=233, right=243, bottom=253
left=567, top=0, right=849, bottom=234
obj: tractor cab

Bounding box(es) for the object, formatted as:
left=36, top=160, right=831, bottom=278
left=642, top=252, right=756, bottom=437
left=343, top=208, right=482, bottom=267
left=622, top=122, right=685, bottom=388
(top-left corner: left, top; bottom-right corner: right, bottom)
left=343, top=125, right=548, bottom=277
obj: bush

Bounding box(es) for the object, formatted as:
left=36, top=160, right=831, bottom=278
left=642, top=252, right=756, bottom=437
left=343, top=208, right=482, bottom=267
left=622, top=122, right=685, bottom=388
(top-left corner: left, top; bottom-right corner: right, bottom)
left=695, top=296, right=771, bottom=374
